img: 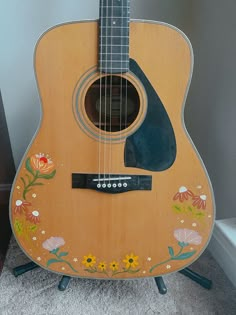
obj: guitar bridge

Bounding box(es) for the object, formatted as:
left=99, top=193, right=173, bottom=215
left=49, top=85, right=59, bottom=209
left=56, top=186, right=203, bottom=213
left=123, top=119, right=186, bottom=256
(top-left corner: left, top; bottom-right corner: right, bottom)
left=72, top=174, right=152, bottom=194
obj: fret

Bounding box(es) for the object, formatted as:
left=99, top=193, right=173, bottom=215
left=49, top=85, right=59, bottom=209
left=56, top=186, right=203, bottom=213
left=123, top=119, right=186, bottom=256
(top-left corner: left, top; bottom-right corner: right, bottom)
left=99, top=0, right=130, bottom=74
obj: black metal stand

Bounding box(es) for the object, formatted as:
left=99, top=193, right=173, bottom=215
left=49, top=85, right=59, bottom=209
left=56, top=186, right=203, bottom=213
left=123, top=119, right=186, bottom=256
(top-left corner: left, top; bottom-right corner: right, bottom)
left=13, top=262, right=212, bottom=293
left=154, top=267, right=212, bottom=294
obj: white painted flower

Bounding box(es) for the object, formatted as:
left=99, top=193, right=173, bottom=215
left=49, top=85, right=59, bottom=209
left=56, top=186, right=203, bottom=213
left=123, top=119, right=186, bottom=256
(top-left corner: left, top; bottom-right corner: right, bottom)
left=32, top=193, right=37, bottom=198
left=192, top=223, right=197, bottom=227
left=166, top=265, right=171, bottom=269
left=37, top=257, right=41, bottom=261
left=41, top=230, right=46, bottom=235
left=73, top=258, right=78, bottom=262
left=143, top=271, right=146, bottom=274
left=61, top=267, right=65, bottom=271
left=180, top=220, right=185, bottom=224
left=42, top=237, right=65, bottom=251
left=17, top=186, right=20, bottom=190
left=32, top=237, right=37, bottom=241
left=147, top=257, right=152, bottom=261
left=174, top=229, right=202, bottom=245
left=208, top=215, right=212, bottom=218
left=197, top=185, right=202, bottom=189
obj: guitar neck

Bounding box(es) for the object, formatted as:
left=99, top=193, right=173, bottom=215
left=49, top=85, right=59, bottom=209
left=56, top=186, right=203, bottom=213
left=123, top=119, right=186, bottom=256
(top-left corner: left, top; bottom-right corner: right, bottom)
left=99, top=0, right=130, bottom=74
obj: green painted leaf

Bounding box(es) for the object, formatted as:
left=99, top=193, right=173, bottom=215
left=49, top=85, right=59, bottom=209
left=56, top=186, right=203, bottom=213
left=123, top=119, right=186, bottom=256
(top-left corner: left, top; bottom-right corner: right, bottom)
left=58, top=252, right=68, bottom=257
left=38, top=170, right=56, bottom=180
left=50, top=248, right=60, bottom=255
left=20, top=177, right=26, bottom=187
left=178, top=242, right=188, bottom=248
left=188, top=206, right=193, bottom=212
left=14, top=219, right=23, bottom=235
left=84, top=269, right=96, bottom=273
left=29, top=225, right=37, bottom=232
left=172, top=251, right=196, bottom=260
left=47, top=259, right=61, bottom=267
left=127, top=269, right=140, bottom=274
left=173, top=205, right=182, bottom=212
left=25, top=157, right=35, bottom=176
left=168, top=246, right=174, bottom=257
left=31, top=182, right=44, bottom=186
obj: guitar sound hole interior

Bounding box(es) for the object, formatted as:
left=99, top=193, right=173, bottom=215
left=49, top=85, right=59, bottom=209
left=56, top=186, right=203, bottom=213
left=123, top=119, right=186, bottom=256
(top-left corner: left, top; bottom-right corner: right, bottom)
left=85, top=75, right=140, bottom=132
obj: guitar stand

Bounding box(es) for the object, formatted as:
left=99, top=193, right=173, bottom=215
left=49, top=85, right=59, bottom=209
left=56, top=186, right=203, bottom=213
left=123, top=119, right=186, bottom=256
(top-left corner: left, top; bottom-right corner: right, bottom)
left=12, top=262, right=212, bottom=293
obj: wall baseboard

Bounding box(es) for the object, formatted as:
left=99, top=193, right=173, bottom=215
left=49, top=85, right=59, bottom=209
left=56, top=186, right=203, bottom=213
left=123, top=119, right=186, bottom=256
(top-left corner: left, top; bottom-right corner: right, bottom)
left=208, top=218, right=236, bottom=288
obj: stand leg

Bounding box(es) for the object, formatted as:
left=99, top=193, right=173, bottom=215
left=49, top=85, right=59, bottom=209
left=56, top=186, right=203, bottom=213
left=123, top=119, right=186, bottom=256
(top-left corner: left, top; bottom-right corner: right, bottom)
left=179, top=267, right=212, bottom=290
left=58, top=276, right=71, bottom=291
left=154, top=276, right=167, bottom=295
left=13, top=262, right=39, bottom=277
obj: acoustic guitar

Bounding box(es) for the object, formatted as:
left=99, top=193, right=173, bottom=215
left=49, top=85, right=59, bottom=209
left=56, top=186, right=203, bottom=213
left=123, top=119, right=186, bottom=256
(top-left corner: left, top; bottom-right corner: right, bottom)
left=10, top=0, right=215, bottom=279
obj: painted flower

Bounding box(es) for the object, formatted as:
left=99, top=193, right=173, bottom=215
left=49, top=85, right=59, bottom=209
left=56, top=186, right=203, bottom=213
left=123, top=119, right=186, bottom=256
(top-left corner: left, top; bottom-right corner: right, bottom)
left=98, top=262, right=107, bottom=271
left=173, top=186, right=194, bottom=202
left=174, top=229, right=202, bottom=246
left=110, top=261, right=119, bottom=271
left=123, top=253, right=139, bottom=269
left=26, top=210, right=40, bottom=224
left=14, top=199, right=31, bottom=215
left=192, top=195, right=207, bottom=209
left=30, top=153, right=55, bottom=174
left=82, top=254, right=96, bottom=267
left=42, top=237, right=65, bottom=251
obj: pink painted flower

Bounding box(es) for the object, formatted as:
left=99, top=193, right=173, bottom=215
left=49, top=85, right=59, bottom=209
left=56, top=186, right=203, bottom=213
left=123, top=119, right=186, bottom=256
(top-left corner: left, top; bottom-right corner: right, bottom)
left=26, top=210, right=40, bottom=224
left=14, top=200, right=31, bottom=215
left=173, top=186, right=194, bottom=202
left=174, top=228, right=202, bottom=245
left=42, top=237, right=65, bottom=251
left=30, top=153, right=55, bottom=174
left=192, top=195, right=207, bottom=209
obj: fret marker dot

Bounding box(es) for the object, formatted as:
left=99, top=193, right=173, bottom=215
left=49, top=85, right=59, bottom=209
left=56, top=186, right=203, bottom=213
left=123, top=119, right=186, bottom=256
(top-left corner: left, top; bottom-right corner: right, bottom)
left=102, top=184, right=106, bottom=188
left=97, top=184, right=101, bottom=189
left=113, top=21, right=116, bottom=25
left=107, top=184, right=112, bottom=188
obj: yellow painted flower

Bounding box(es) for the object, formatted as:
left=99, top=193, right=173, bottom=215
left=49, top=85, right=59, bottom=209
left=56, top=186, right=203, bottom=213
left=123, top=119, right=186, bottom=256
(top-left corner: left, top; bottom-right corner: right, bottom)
left=123, top=253, right=139, bottom=269
left=98, top=262, right=107, bottom=271
left=82, top=254, right=96, bottom=267
left=110, top=261, right=119, bottom=271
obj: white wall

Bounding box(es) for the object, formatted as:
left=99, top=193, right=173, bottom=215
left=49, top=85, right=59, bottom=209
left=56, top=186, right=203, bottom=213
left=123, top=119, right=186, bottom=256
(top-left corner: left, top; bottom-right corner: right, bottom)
left=185, top=0, right=236, bottom=219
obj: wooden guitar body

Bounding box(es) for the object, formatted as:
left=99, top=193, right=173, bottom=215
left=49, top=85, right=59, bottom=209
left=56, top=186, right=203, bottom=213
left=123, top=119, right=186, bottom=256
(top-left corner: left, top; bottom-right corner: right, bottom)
left=10, top=20, right=215, bottom=279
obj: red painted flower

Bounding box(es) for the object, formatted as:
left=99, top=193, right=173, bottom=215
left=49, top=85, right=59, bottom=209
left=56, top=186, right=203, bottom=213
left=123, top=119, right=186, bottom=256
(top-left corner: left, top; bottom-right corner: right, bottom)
left=173, top=186, right=194, bottom=202
left=26, top=210, right=40, bottom=224
left=30, top=153, right=55, bottom=174
left=14, top=199, right=31, bottom=215
left=192, top=195, right=207, bottom=209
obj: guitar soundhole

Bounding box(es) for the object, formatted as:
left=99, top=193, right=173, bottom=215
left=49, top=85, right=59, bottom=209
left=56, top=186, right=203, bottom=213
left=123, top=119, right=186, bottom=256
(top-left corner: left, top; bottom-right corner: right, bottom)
left=85, top=75, right=140, bottom=132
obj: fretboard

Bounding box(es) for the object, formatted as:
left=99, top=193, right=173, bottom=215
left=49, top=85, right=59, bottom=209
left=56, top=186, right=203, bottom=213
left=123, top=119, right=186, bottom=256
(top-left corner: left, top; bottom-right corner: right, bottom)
left=99, top=0, right=130, bottom=74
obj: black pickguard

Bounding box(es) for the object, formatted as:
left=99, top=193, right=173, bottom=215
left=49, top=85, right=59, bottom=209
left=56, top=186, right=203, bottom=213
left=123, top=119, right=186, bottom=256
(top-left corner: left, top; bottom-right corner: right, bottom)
left=124, top=59, right=176, bottom=171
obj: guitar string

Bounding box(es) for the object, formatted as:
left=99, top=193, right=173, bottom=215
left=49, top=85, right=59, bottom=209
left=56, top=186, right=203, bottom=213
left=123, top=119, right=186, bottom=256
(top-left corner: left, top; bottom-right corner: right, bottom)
left=125, top=0, right=129, bottom=131
left=108, top=0, right=114, bottom=186
left=118, top=0, right=124, bottom=187
left=98, top=0, right=104, bottom=186
left=103, top=0, right=109, bottom=184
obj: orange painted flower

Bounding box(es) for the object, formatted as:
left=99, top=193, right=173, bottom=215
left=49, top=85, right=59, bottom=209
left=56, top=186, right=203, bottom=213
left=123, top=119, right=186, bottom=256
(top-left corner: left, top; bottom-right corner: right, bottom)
left=14, top=199, right=31, bottom=215
left=173, top=186, right=194, bottom=202
left=192, top=195, right=207, bottom=209
left=26, top=210, right=40, bottom=224
left=30, top=153, right=55, bottom=174
left=123, top=253, right=139, bottom=269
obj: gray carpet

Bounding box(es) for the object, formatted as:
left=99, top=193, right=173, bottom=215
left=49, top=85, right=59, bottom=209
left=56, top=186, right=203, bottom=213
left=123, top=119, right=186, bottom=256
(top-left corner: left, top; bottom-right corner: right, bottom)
left=0, top=238, right=236, bottom=315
